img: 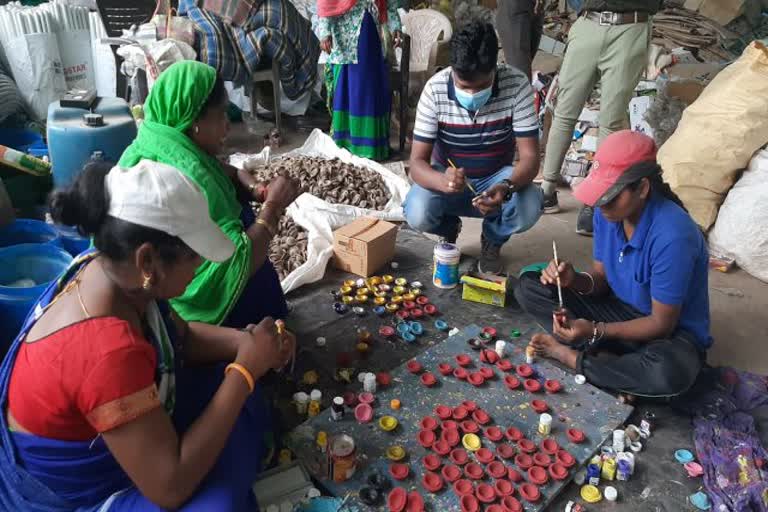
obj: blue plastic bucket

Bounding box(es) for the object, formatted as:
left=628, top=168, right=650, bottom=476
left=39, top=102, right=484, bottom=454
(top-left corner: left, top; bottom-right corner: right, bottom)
left=0, top=244, right=72, bottom=350
left=53, top=224, right=90, bottom=257
left=0, top=219, right=62, bottom=249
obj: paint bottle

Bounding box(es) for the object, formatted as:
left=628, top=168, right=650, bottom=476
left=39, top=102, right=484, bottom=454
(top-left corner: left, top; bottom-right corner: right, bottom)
left=601, top=456, right=617, bottom=481
left=586, top=463, right=601, bottom=486
left=525, top=345, right=535, bottom=364
left=308, top=389, right=322, bottom=417
left=612, top=429, right=626, bottom=453
left=363, top=373, right=377, bottom=394
left=432, top=243, right=461, bottom=289
left=538, top=413, right=552, bottom=436
left=621, top=452, right=636, bottom=474
left=495, top=340, right=507, bottom=358
left=294, top=392, right=309, bottom=415
left=616, top=459, right=632, bottom=481
left=317, top=431, right=328, bottom=453
left=331, top=397, right=345, bottom=421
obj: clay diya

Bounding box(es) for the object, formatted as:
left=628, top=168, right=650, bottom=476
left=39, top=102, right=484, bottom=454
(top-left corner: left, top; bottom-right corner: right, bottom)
left=420, top=372, right=437, bottom=387
left=460, top=494, right=480, bottom=512
left=566, top=428, right=586, bottom=444
left=519, top=483, right=541, bottom=503
left=453, top=367, right=469, bottom=380
left=530, top=399, right=549, bottom=414
left=455, top=354, right=472, bottom=367
left=422, top=454, right=442, bottom=471
left=355, top=403, right=374, bottom=423
left=441, top=428, right=461, bottom=447
left=462, top=400, right=478, bottom=412
left=434, top=405, right=452, bottom=419
left=484, top=426, right=504, bottom=442
left=453, top=479, right=474, bottom=496
left=406, top=491, right=424, bottom=512
left=507, top=468, right=524, bottom=483
left=389, top=463, right=410, bottom=481
left=540, top=438, right=559, bottom=455
left=544, top=379, right=562, bottom=393
left=479, top=367, right=495, bottom=380
left=504, top=375, right=521, bottom=390
left=464, top=462, right=484, bottom=480
left=496, top=443, right=516, bottom=459
left=437, top=363, right=454, bottom=376
left=517, top=439, right=536, bottom=454
left=494, top=479, right=514, bottom=497
left=433, top=439, right=451, bottom=456
left=487, top=461, right=507, bottom=479
left=475, top=447, right=494, bottom=464
left=505, top=427, right=523, bottom=442
left=556, top=450, right=576, bottom=468
left=388, top=487, right=407, bottom=512
left=461, top=420, right=480, bottom=434
left=549, top=462, right=568, bottom=481
left=417, top=430, right=437, bottom=448
left=523, top=379, right=541, bottom=393
left=421, top=471, right=444, bottom=493
left=501, top=496, right=523, bottom=512
left=467, top=372, right=485, bottom=387
left=516, top=364, right=534, bottom=378
left=476, top=483, right=496, bottom=504
left=420, top=416, right=439, bottom=431
left=450, top=448, right=469, bottom=466
left=406, top=360, right=423, bottom=374
left=514, top=453, right=534, bottom=470
left=441, top=464, right=462, bottom=483
left=533, top=453, right=552, bottom=467
left=452, top=406, right=469, bottom=420
left=497, top=359, right=514, bottom=372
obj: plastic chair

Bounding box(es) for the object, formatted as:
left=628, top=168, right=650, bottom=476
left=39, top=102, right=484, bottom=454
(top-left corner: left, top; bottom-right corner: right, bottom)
left=400, top=9, right=452, bottom=75
left=390, top=33, right=410, bottom=154
left=250, top=61, right=283, bottom=136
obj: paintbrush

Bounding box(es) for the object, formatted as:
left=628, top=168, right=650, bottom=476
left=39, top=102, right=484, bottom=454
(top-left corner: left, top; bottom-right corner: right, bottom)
left=447, top=158, right=478, bottom=196
left=275, top=320, right=296, bottom=374
left=552, top=240, right=564, bottom=310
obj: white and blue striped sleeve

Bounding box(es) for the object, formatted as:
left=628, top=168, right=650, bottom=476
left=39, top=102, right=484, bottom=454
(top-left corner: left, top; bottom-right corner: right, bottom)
left=413, top=83, right=438, bottom=143
left=512, top=79, right=538, bottom=138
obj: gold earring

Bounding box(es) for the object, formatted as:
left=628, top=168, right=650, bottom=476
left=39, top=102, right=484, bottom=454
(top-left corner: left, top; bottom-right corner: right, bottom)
left=142, top=274, right=152, bottom=291
left=194, top=125, right=199, bottom=134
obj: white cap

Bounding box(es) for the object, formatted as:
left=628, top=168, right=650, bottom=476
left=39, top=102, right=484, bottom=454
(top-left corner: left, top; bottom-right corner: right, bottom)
left=310, top=389, right=322, bottom=400
left=106, top=160, right=234, bottom=263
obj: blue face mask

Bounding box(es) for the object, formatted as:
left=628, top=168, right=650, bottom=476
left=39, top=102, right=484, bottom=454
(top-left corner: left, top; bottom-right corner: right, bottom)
left=455, top=84, right=493, bottom=112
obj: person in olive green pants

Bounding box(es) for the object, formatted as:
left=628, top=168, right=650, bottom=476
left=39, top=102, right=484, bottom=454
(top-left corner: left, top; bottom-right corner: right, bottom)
left=540, top=2, right=661, bottom=235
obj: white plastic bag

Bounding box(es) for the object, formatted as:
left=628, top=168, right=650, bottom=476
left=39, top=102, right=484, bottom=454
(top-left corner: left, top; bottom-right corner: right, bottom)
left=57, top=29, right=95, bottom=90
left=281, top=195, right=335, bottom=294
left=4, top=32, right=67, bottom=121
left=708, top=149, right=768, bottom=283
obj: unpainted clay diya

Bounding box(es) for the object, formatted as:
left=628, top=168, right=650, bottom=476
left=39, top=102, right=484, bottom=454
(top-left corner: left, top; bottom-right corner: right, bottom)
left=479, top=367, right=495, bottom=380
left=450, top=448, right=469, bottom=465
left=389, top=463, right=410, bottom=481
left=497, top=359, right=514, bottom=372
left=516, top=364, right=534, bottom=378
left=464, top=462, right=484, bottom=480
left=475, top=447, right=494, bottom=464
left=453, top=405, right=469, bottom=420
left=541, top=438, right=559, bottom=455
left=549, top=462, right=568, bottom=481
left=453, top=478, right=474, bottom=496
left=544, top=379, right=562, bottom=393
left=406, top=491, right=425, bottom=512
left=487, top=461, right=507, bottom=479
left=455, top=354, right=472, bottom=367
left=417, top=430, right=437, bottom=448
left=501, top=495, right=523, bottom=512
left=437, top=363, right=453, bottom=376
left=494, top=479, right=514, bottom=497
left=422, top=471, right=444, bottom=493
left=420, top=372, right=437, bottom=387
left=460, top=494, right=480, bottom=512
left=496, top=443, right=515, bottom=459
left=468, top=372, right=485, bottom=387
left=476, top=483, right=496, bottom=503
left=523, top=379, right=541, bottom=393
left=515, top=453, right=534, bottom=470
left=434, top=405, right=452, bottom=419
left=519, top=483, right=541, bottom=503
left=422, top=454, right=442, bottom=471
left=518, top=439, right=536, bottom=453
left=485, top=426, right=504, bottom=442
left=508, top=468, right=524, bottom=483
left=442, top=428, right=461, bottom=447
left=506, top=427, right=523, bottom=441
left=533, top=453, right=552, bottom=467
left=454, top=367, right=469, bottom=380
left=556, top=450, right=576, bottom=467
left=420, top=416, right=439, bottom=431
left=566, top=428, right=586, bottom=443
left=531, top=399, right=549, bottom=413
left=432, top=440, right=451, bottom=456
left=388, top=487, right=407, bottom=512
left=504, top=375, right=521, bottom=390
left=442, top=464, right=462, bottom=483
left=527, top=466, right=548, bottom=485
left=406, top=360, right=423, bottom=374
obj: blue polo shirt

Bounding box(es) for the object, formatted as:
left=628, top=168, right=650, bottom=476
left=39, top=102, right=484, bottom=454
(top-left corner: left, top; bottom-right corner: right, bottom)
left=593, top=195, right=712, bottom=349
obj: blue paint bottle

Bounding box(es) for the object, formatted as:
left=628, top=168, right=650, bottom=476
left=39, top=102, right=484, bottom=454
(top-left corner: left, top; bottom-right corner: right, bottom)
left=586, top=463, right=601, bottom=486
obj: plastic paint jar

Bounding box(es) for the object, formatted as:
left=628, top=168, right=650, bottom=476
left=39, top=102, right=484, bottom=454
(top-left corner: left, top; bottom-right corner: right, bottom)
left=294, top=392, right=309, bottom=415
left=495, top=340, right=507, bottom=358
left=363, top=373, right=377, bottom=394
left=586, top=463, right=601, bottom=486
left=308, top=389, right=322, bottom=417
left=538, top=413, right=552, bottom=436
left=331, top=397, right=345, bottom=421
left=433, top=243, right=461, bottom=289
left=616, top=459, right=632, bottom=481
left=612, top=429, right=626, bottom=453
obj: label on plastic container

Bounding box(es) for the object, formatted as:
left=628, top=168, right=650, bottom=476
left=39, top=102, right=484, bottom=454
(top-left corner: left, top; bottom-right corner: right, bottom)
left=432, top=243, right=460, bottom=289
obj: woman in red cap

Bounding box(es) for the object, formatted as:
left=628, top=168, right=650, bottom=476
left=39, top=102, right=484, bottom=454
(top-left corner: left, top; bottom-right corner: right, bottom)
left=515, top=131, right=711, bottom=399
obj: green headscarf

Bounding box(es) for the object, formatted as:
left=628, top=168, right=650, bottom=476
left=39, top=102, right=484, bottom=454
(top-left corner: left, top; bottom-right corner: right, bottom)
left=119, top=61, right=252, bottom=325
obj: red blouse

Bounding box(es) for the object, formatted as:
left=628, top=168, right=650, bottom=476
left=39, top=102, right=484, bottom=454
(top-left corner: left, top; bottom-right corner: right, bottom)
left=8, top=317, right=161, bottom=441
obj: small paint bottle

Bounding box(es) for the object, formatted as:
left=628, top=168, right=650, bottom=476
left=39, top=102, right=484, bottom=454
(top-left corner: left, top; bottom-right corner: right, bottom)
left=495, top=340, right=507, bottom=358
left=616, top=459, right=632, bottom=481
left=294, top=392, right=309, bottom=415
left=316, top=431, right=328, bottom=453
left=331, top=396, right=345, bottom=421
left=586, top=463, right=601, bottom=486
left=601, top=456, right=617, bottom=481
left=612, top=429, right=626, bottom=453
left=538, top=413, right=552, bottom=436
left=308, top=389, right=322, bottom=417
left=525, top=345, right=535, bottom=364
left=363, top=373, right=377, bottom=394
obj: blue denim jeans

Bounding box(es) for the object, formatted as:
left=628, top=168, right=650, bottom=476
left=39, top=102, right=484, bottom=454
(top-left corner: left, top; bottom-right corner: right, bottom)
left=403, top=166, right=544, bottom=245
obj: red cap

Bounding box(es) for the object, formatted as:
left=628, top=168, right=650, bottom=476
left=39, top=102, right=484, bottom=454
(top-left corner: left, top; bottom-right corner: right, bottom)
left=573, top=131, right=658, bottom=207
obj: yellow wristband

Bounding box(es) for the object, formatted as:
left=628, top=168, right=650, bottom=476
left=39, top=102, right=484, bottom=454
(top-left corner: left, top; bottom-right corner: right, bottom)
left=225, top=363, right=255, bottom=393
left=255, top=218, right=276, bottom=238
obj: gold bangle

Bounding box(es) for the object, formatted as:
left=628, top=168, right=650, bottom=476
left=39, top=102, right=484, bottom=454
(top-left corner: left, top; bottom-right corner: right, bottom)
left=248, top=182, right=257, bottom=193
left=255, top=218, right=276, bottom=237
left=225, top=363, right=255, bottom=393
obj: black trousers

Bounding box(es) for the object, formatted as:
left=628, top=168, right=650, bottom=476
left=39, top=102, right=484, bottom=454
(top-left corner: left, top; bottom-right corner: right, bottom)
left=496, top=0, right=544, bottom=80
left=514, top=271, right=704, bottom=398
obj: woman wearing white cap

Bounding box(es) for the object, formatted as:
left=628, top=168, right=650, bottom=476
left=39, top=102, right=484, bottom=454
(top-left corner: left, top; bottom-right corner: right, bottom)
left=0, top=161, right=295, bottom=510
left=515, top=131, right=711, bottom=401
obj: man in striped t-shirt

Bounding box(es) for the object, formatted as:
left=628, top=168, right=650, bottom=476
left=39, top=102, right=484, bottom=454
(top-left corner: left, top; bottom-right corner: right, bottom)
left=404, top=21, right=543, bottom=274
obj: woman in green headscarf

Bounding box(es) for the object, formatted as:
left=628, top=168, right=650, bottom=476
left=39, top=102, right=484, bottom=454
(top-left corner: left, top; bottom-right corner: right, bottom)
left=120, top=61, right=299, bottom=327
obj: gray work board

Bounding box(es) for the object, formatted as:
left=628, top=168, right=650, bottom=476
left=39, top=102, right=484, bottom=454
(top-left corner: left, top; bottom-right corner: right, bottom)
left=286, top=324, right=633, bottom=511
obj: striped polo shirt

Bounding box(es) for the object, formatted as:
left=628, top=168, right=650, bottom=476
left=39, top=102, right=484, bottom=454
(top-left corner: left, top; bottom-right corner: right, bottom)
left=413, top=65, right=538, bottom=178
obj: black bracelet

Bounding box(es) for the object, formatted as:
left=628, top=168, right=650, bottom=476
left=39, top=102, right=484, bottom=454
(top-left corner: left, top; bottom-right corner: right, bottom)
left=500, top=179, right=516, bottom=201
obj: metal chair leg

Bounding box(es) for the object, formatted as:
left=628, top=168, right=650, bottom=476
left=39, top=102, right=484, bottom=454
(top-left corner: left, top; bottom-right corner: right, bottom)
left=272, top=60, right=281, bottom=135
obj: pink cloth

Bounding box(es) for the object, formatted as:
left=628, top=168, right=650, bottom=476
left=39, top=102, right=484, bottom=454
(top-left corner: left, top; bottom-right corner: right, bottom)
left=316, top=0, right=387, bottom=22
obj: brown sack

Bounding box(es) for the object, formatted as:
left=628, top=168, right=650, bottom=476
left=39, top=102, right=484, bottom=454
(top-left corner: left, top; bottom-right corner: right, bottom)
left=657, top=42, right=768, bottom=231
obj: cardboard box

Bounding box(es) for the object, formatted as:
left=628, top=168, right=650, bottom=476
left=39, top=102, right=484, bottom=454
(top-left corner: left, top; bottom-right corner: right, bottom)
left=332, top=217, right=398, bottom=277
left=460, top=272, right=508, bottom=308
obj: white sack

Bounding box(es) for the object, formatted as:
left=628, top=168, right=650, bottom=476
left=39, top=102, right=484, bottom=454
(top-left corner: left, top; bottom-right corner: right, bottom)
left=708, top=149, right=768, bottom=283
left=57, top=29, right=95, bottom=90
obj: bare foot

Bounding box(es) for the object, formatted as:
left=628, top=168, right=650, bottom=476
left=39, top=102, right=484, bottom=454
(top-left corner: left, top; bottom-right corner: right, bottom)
left=618, top=393, right=637, bottom=405
left=530, top=333, right=579, bottom=370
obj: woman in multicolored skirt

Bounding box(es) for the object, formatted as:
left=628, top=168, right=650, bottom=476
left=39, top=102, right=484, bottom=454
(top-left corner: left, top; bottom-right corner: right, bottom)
left=318, top=0, right=402, bottom=161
